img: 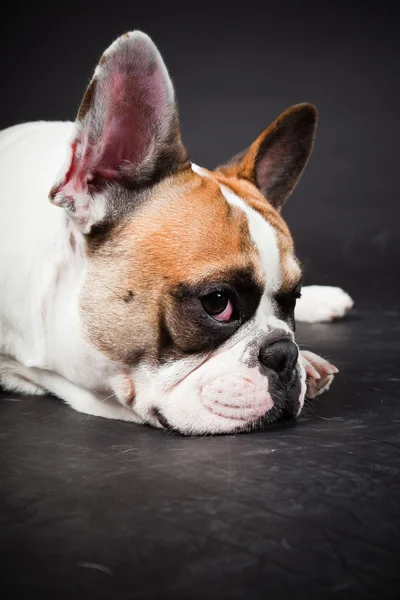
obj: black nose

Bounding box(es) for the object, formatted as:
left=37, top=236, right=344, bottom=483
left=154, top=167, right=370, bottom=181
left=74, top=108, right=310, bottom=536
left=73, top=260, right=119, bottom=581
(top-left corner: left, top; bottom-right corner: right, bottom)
left=259, top=339, right=299, bottom=382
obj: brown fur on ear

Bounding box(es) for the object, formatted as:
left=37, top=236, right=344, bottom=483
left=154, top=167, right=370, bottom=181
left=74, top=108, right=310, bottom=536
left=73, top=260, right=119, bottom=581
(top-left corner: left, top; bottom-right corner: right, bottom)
left=217, top=103, right=317, bottom=211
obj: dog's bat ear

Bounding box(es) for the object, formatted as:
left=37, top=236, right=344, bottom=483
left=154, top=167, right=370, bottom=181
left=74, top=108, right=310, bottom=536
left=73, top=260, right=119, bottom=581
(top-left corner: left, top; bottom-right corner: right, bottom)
left=49, top=31, right=188, bottom=232
left=216, top=104, right=317, bottom=211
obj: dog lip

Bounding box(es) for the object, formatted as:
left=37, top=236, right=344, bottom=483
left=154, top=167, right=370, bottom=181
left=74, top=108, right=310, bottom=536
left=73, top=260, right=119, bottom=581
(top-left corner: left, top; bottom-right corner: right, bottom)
left=151, top=407, right=174, bottom=431
left=151, top=406, right=251, bottom=436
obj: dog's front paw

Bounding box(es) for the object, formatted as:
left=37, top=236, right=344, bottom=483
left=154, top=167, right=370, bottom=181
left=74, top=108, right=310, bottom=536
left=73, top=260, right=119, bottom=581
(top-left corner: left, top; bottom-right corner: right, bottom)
left=295, top=285, right=354, bottom=323
left=300, top=350, right=338, bottom=398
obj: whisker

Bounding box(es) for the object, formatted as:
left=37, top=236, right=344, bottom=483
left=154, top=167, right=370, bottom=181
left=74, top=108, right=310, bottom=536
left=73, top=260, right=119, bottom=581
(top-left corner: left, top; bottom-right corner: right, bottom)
left=101, top=392, right=117, bottom=403
left=298, top=344, right=315, bottom=349
left=97, top=279, right=130, bottom=302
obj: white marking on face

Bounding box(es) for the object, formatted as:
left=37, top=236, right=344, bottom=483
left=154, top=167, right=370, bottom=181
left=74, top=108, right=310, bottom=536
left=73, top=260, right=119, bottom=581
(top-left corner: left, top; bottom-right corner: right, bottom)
left=192, top=163, right=282, bottom=293
left=192, top=163, right=285, bottom=329
left=218, top=184, right=282, bottom=293
left=191, top=163, right=211, bottom=178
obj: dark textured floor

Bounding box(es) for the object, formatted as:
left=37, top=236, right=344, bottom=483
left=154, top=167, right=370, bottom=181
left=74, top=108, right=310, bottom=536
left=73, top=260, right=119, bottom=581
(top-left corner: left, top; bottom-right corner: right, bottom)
left=1, top=283, right=400, bottom=599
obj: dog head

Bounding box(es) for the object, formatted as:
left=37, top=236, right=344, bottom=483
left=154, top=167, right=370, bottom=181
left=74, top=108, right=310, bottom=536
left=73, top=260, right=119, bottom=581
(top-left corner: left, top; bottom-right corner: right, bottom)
left=50, top=31, right=317, bottom=434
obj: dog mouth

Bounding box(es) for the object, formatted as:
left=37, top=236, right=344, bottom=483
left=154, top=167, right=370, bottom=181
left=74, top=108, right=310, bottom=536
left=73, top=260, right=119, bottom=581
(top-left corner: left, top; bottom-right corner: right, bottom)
left=151, top=360, right=303, bottom=436
left=150, top=390, right=301, bottom=436
left=151, top=407, right=175, bottom=431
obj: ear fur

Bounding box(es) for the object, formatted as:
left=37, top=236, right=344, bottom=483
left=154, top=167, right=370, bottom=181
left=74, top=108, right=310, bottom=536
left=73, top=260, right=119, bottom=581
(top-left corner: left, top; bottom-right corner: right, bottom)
left=50, top=31, right=188, bottom=232
left=217, top=103, right=317, bottom=211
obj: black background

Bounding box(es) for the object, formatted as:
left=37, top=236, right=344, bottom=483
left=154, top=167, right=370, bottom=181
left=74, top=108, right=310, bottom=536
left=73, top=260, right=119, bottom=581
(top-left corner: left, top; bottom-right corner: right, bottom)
left=1, top=2, right=400, bottom=599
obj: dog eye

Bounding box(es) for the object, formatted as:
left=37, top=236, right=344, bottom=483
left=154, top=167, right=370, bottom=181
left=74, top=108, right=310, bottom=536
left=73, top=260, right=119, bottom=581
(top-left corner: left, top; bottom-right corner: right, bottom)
left=201, top=291, right=233, bottom=322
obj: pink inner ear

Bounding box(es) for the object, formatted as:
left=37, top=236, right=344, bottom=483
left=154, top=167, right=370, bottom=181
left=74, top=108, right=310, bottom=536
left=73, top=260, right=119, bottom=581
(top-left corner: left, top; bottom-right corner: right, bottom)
left=92, top=59, right=171, bottom=182
left=58, top=38, right=173, bottom=195
left=54, top=141, right=92, bottom=198
left=97, top=113, right=148, bottom=180
left=95, top=70, right=150, bottom=178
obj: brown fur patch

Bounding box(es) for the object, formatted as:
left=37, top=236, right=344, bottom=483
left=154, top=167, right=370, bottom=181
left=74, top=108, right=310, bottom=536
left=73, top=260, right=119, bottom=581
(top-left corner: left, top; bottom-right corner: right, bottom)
left=81, top=168, right=264, bottom=364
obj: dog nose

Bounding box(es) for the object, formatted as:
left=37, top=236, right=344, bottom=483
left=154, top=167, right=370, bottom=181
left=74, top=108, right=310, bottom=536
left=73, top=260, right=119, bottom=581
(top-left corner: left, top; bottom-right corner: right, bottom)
left=259, top=339, right=299, bottom=381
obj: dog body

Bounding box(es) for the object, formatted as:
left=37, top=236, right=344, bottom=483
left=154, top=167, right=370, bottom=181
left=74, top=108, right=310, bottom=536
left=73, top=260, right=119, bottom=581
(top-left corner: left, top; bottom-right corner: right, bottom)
left=0, top=32, right=353, bottom=434
left=0, top=121, right=117, bottom=408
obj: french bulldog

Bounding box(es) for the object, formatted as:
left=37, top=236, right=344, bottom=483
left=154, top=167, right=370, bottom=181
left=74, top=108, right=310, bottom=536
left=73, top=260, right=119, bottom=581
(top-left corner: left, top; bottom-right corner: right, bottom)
left=0, top=31, right=353, bottom=434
